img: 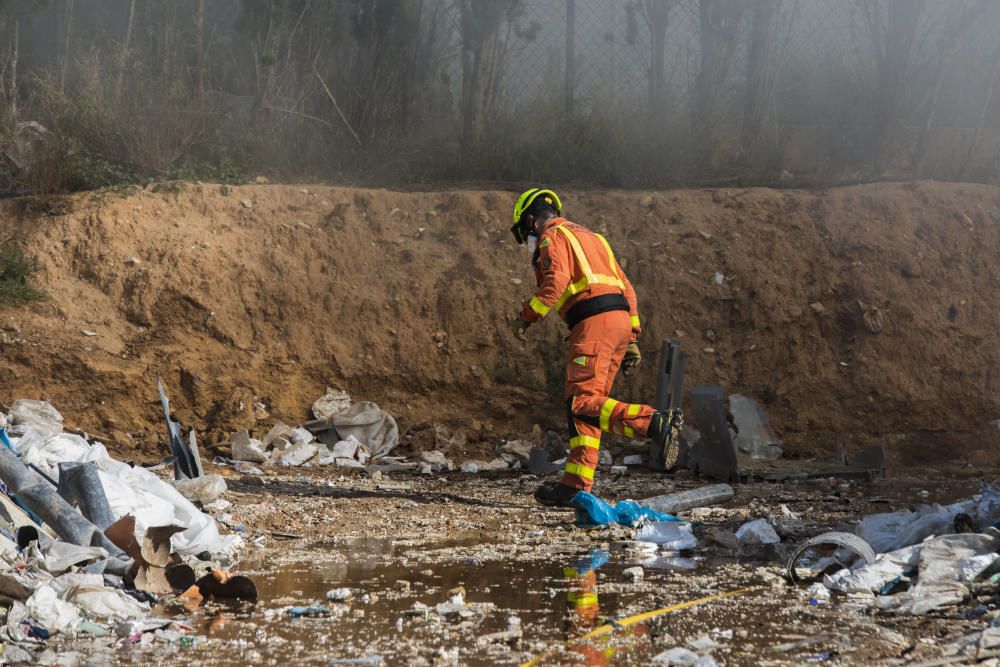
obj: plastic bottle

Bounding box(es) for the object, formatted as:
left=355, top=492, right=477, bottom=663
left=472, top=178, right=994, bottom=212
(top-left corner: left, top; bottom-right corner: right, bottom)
left=638, top=483, right=734, bottom=515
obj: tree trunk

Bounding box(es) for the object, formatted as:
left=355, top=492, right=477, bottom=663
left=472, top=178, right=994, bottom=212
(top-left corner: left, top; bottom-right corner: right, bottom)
left=116, top=0, right=136, bottom=103
left=58, top=0, right=75, bottom=94
left=458, top=0, right=484, bottom=153
left=692, top=0, right=744, bottom=170
left=646, top=0, right=670, bottom=125
left=869, top=0, right=925, bottom=175
left=9, top=17, right=18, bottom=122
left=196, top=0, right=206, bottom=100
left=565, top=0, right=575, bottom=115
left=741, top=0, right=778, bottom=153
left=960, top=39, right=1000, bottom=177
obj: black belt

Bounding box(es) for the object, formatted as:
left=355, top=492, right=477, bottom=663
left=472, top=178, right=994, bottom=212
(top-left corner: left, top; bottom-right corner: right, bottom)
left=565, top=293, right=629, bottom=330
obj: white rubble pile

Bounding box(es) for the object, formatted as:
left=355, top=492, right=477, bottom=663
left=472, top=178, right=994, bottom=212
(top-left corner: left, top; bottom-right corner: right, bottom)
left=856, top=484, right=1000, bottom=553
left=814, top=486, right=1000, bottom=616
left=229, top=389, right=515, bottom=474
left=229, top=389, right=401, bottom=469
left=14, top=428, right=239, bottom=557
left=0, top=399, right=237, bottom=658
left=822, top=532, right=1000, bottom=615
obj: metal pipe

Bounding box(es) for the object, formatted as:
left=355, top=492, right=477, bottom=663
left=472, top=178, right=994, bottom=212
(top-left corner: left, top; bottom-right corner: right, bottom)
left=57, top=462, right=116, bottom=530
left=0, top=441, right=130, bottom=573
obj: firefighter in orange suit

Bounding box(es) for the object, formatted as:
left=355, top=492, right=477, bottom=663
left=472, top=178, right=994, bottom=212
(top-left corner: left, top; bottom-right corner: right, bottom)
left=509, top=188, right=674, bottom=506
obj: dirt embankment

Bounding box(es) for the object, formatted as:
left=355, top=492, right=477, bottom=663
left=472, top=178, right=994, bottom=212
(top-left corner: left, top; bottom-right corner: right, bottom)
left=0, top=181, right=998, bottom=465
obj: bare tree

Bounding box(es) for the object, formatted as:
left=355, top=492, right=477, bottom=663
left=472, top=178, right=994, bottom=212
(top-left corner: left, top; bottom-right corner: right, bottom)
left=741, top=0, right=780, bottom=154
left=195, top=0, right=206, bottom=100
left=457, top=0, right=521, bottom=154
left=57, top=0, right=73, bottom=93
left=7, top=10, right=16, bottom=120
left=644, top=0, right=673, bottom=126
left=691, top=0, right=745, bottom=170
left=114, top=0, right=135, bottom=104
left=862, top=0, right=926, bottom=175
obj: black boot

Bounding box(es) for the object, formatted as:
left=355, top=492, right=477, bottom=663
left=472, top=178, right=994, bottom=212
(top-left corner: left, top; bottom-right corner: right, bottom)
left=534, top=481, right=579, bottom=507
left=648, top=410, right=681, bottom=472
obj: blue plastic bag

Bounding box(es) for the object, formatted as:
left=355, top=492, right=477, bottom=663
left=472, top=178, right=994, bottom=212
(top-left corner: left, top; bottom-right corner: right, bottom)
left=571, top=491, right=679, bottom=527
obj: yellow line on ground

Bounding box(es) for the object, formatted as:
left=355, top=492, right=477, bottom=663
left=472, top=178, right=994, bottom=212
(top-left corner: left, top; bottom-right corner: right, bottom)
left=518, top=587, right=755, bottom=667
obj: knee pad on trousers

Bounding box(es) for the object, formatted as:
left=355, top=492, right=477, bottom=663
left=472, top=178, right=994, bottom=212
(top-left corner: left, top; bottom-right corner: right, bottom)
left=566, top=395, right=600, bottom=431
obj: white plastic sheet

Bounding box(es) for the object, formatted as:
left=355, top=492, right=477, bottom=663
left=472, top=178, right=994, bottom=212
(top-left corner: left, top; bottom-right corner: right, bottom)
left=95, top=453, right=240, bottom=556
left=857, top=485, right=1000, bottom=553
left=14, top=430, right=91, bottom=481
left=736, top=519, right=780, bottom=545
left=636, top=522, right=699, bottom=551
left=48, top=572, right=148, bottom=620
left=830, top=533, right=1000, bottom=615
left=329, top=402, right=399, bottom=458
left=824, top=545, right=920, bottom=593
left=26, top=584, right=80, bottom=634
left=7, top=399, right=64, bottom=439
left=16, top=435, right=240, bottom=557
left=40, top=542, right=109, bottom=574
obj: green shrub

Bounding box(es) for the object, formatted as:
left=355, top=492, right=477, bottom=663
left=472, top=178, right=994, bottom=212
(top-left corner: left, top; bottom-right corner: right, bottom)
left=0, top=247, right=45, bottom=305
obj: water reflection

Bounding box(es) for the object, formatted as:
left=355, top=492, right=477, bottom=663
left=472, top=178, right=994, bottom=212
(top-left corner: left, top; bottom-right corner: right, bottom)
left=562, top=549, right=651, bottom=665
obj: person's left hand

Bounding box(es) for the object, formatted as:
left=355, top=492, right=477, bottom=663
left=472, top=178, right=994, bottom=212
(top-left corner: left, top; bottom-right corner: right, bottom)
left=622, top=341, right=641, bottom=373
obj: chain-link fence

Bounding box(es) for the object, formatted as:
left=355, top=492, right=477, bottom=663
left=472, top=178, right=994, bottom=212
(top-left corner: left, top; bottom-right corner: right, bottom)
left=452, top=0, right=1000, bottom=185
left=8, top=0, right=1000, bottom=188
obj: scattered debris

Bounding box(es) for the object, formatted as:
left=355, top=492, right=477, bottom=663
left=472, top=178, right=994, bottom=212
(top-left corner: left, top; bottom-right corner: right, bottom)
left=230, top=430, right=267, bottom=463
left=277, top=442, right=318, bottom=467
left=312, top=388, right=352, bottom=420
left=787, top=531, right=876, bottom=583
left=325, top=587, right=353, bottom=602
left=736, top=519, right=780, bottom=546
left=0, top=393, right=252, bottom=662
left=636, top=522, right=698, bottom=551
left=169, top=474, right=227, bottom=505
left=856, top=484, right=1000, bottom=553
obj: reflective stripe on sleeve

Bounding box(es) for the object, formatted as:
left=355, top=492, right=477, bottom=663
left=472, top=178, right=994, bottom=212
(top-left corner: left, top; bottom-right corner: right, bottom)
left=528, top=296, right=550, bottom=316
left=630, top=315, right=641, bottom=329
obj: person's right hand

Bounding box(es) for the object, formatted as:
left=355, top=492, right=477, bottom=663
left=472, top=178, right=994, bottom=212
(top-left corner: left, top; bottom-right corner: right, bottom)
left=511, top=316, right=530, bottom=341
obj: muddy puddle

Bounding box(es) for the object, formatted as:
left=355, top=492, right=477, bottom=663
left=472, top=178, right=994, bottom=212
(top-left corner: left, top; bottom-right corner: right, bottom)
left=99, top=473, right=1000, bottom=666
left=112, top=533, right=743, bottom=666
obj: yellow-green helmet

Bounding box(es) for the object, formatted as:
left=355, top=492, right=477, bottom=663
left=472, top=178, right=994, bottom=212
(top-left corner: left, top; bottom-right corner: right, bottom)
left=511, top=188, right=562, bottom=244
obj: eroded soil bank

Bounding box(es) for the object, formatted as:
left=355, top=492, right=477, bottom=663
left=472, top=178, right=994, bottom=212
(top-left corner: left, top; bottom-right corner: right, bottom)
left=1, top=181, right=999, bottom=465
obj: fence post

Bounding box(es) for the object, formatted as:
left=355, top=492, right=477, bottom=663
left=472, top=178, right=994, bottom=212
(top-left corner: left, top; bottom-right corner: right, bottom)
left=565, top=0, right=576, bottom=115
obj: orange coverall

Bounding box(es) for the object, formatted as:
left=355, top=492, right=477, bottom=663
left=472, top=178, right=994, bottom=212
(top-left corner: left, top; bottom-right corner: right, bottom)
left=520, top=217, right=655, bottom=491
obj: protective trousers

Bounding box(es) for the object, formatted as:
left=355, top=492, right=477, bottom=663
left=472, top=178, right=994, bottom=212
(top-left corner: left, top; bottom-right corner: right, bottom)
left=561, top=310, right=655, bottom=491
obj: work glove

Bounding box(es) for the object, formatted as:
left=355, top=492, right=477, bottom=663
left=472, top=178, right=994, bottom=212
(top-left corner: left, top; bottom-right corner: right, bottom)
left=622, top=342, right=641, bottom=373
left=511, top=316, right=530, bottom=342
